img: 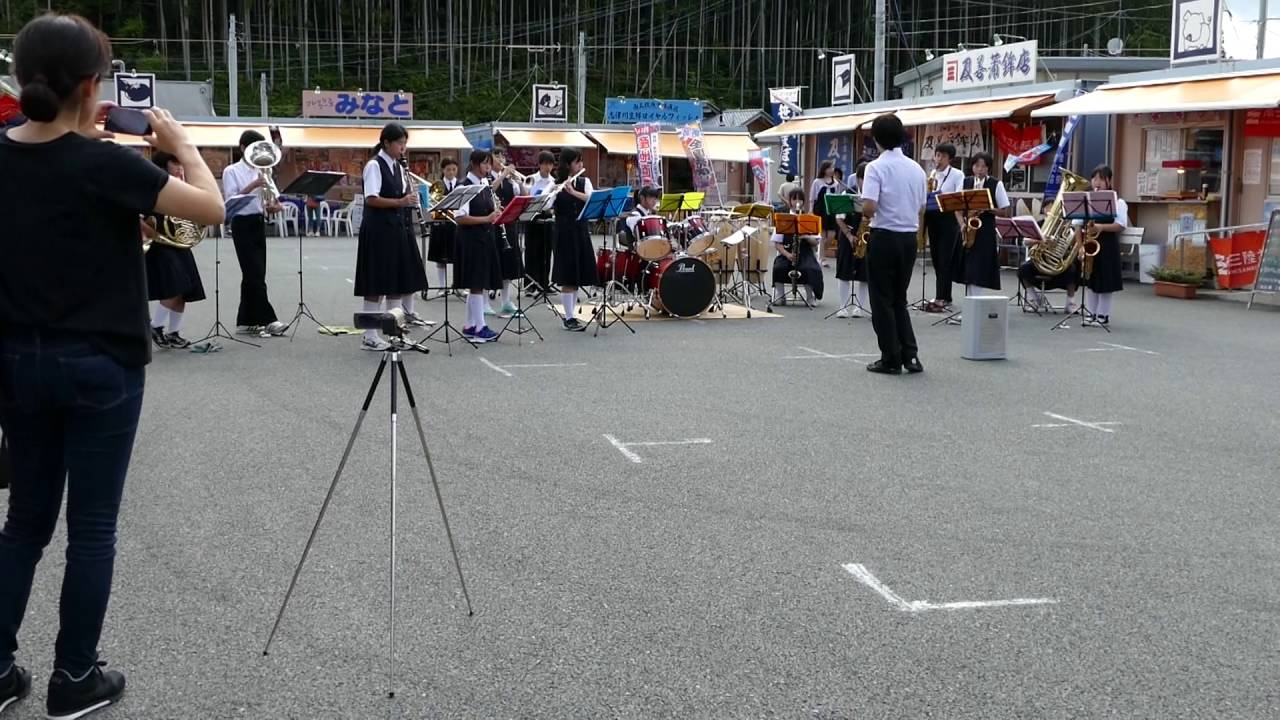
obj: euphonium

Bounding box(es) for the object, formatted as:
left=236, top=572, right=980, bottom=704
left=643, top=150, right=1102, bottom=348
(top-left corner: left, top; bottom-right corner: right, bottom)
left=143, top=215, right=206, bottom=253
left=1029, top=168, right=1092, bottom=276
left=244, top=139, right=282, bottom=208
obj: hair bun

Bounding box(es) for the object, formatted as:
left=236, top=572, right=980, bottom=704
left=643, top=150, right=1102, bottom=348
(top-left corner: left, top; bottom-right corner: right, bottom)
left=19, top=79, right=61, bottom=122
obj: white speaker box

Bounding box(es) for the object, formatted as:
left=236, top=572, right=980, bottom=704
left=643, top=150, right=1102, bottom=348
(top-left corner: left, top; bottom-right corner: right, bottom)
left=960, top=295, right=1008, bottom=360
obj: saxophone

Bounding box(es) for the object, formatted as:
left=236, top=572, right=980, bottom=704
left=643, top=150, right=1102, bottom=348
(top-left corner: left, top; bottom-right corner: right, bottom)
left=1029, top=169, right=1092, bottom=276
left=854, top=215, right=870, bottom=259
left=1080, top=221, right=1102, bottom=280
left=919, top=170, right=938, bottom=251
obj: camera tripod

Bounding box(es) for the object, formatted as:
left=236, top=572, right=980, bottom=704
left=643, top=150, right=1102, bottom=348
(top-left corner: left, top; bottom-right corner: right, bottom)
left=263, top=337, right=474, bottom=700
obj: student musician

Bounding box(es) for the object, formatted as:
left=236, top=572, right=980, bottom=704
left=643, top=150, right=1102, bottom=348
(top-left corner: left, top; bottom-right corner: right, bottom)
left=1079, top=164, right=1128, bottom=327
left=771, top=187, right=824, bottom=305
left=490, top=148, right=524, bottom=316
left=951, top=151, right=1009, bottom=325
left=810, top=160, right=839, bottom=265
left=923, top=142, right=965, bottom=312
left=1017, top=242, right=1080, bottom=315
left=426, top=157, right=459, bottom=296
left=353, top=122, right=431, bottom=351
left=833, top=162, right=869, bottom=318
left=452, top=149, right=503, bottom=342
left=523, top=151, right=557, bottom=294
left=142, top=151, right=207, bottom=349
left=222, top=129, right=287, bottom=337
left=551, top=147, right=598, bottom=331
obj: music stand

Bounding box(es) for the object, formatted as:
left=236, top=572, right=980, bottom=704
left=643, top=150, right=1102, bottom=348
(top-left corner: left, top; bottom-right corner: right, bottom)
left=516, top=193, right=561, bottom=317
left=276, top=171, right=346, bottom=339
left=195, top=196, right=261, bottom=349
left=932, top=189, right=993, bottom=326
left=770, top=213, right=823, bottom=310
left=819, top=194, right=868, bottom=319
left=995, top=216, right=1044, bottom=313
left=1052, top=190, right=1116, bottom=333
left=580, top=187, right=636, bottom=336
left=493, top=195, right=542, bottom=342
left=421, top=185, right=486, bottom=353
left=732, top=203, right=775, bottom=310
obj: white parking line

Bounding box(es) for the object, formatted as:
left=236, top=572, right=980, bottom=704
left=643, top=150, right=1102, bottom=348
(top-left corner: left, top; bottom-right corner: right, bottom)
left=504, top=362, right=589, bottom=369
left=1074, top=342, right=1160, bottom=356
left=842, top=563, right=1058, bottom=613
left=1036, top=411, right=1120, bottom=433
left=479, top=358, right=513, bottom=377
left=782, top=346, right=879, bottom=362
left=603, top=434, right=712, bottom=464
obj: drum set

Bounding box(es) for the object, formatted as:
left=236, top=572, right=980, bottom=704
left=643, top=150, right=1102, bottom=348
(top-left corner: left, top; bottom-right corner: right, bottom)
left=595, top=210, right=772, bottom=319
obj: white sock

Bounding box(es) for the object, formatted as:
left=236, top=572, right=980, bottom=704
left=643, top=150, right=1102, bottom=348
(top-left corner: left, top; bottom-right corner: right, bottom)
left=804, top=285, right=815, bottom=303
left=856, top=281, right=869, bottom=310
left=839, top=280, right=852, bottom=307
left=152, top=306, right=169, bottom=328
left=562, top=292, right=575, bottom=318
left=436, top=265, right=447, bottom=288
left=1097, top=292, right=1113, bottom=316
left=501, top=282, right=513, bottom=307
left=401, top=294, right=416, bottom=315
left=774, top=284, right=783, bottom=300
left=362, top=300, right=381, bottom=341
left=965, top=284, right=975, bottom=297
left=464, top=294, right=477, bottom=329
left=166, top=310, right=183, bottom=333
left=475, top=294, right=488, bottom=329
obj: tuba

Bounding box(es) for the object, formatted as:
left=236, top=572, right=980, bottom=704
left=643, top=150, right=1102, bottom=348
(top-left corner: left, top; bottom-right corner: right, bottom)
left=143, top=216, right=206, bottom=253
left=244, top=139, right=282, bottom=208
left=1029, top=168, right=1092, bottom=276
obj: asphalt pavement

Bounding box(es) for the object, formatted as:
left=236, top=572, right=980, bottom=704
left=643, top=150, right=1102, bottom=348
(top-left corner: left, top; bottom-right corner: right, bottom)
left=6, top=233, right=1279, bottom=719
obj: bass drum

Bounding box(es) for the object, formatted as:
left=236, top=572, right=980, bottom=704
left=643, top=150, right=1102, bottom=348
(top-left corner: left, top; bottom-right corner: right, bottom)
left=647, top=256, right=716, bottom=317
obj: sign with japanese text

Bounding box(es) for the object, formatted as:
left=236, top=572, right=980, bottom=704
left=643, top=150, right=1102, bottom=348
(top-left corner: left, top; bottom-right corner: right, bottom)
left=677, top=122, right=720, bottom=201
left=533, top=84, right=568, bottom=123
left=941, top=40, right=1037, bottom=92
left=1210, top=230, right=1266, bottom=289
left=749, top=148, right=769, bottom=201
left=114, top=72, right=156, bottom=109
left=991, top=120, right=1044, bottom=156
left=918, top=121, right=985, bottom=166
left=605, top=98, right=703, bottom=124
left=302, top=90, right=413, bottom=119
left=634, top=121, right=663, bottom=189
left=831, top=54, right=856, bottom=105
left=1244, top=108, right=1280, bottom=137
left=768, top=87, right=802, bottom=175
left=1171, top=0, right=1221, bottom=64
left=815, top=132, right=856, bottom=177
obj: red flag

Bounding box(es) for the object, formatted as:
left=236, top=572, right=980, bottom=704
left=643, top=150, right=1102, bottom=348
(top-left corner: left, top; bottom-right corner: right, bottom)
left=0, top=94, right=20, bottom=124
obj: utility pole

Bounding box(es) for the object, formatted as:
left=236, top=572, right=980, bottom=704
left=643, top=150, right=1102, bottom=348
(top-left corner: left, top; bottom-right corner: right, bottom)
left=1259, top=0, right=1269, bottom=60
left=260, top=72, right=268, bottom=117
left=577, top=31, right=586, bottom=124
left=873, top=0, right=886, bottom=101
left=228, top=14, right=238, bottom=118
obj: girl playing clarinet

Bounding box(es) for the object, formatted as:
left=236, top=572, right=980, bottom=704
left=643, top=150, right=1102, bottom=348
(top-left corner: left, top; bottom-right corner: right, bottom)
left=490, top=148, right=525, bottom=316
left=453, top=149, right=503, bottom=342
left=354, top=122, right=429, bottom=351
left=551, top=148, right=597, bottom=331
left=772, top=187, right=824, bottom=305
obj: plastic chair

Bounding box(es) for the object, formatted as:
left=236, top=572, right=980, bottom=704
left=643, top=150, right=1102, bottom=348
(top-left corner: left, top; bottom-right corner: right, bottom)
left=318, top=202, right=333, bottom=236
left=277, top=203, right=300, bottom=237
left=330, top=200, right=355, bottom=237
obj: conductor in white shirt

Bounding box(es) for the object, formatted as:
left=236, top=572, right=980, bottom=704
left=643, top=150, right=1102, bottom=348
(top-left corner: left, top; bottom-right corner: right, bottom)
left=860, top=114, right=926, bottom=375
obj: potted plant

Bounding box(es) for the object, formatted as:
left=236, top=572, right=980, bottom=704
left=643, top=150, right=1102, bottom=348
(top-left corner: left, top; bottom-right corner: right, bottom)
left=1146, top=266, right=1206, bottom=299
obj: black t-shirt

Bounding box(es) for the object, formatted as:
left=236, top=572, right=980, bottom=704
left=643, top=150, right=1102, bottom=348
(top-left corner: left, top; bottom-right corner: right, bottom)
left=0, top=131, right=170, bottom=367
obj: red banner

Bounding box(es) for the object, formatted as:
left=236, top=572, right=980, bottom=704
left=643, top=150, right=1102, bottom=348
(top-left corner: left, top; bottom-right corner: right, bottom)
left=633, top=122, right=663, bottom=189
left=1210, top=230, right=1267, bottom=289
left=991, top=119, right=1043, bottom=157
left=0, top=94, right=20, bottom=124
left=1244, top=109, right=1280, bottom=137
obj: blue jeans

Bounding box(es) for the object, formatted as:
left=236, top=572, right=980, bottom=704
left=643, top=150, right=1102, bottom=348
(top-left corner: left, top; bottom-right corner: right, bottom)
left=306, top=207, right=323, bottom=234
left=0, top=328, right=144, bottom=675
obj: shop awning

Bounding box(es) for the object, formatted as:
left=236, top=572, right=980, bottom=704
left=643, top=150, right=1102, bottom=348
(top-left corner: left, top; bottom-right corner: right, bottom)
left=1031, top=72, right=1280, bottom=116
left=890, top=93, right=1057, bottom=127
left=587, top=129, right=758, bottom=162
left=115, top=123, right=265, bottom=147
left=755, top=112, right=882, bottom=138
left=282, top=125, right=470, bottom=149
left=496, top=128, right=595, bottom=148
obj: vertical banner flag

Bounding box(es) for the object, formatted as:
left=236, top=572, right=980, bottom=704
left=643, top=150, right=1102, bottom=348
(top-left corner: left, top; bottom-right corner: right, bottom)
left=1043, top=113, right=1082, bottom=205
left=633, top=122, right=663, bottom=189
left=769, top=87, right=802, bottom=176
left=749, top=148, right=769, bottom=201
left=678, top=122, right=721, bottom=204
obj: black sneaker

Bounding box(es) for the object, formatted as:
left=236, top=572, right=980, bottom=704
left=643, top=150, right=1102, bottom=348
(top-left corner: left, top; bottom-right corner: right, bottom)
left=46, top=663, right=125, bottom=720
left=163, top=332, right=191, bottom=349
left=0, top=664, right=31, bottom=714
left=150, top=326, right=169, bottom=349
left=562, top=318, right=586, bottom=332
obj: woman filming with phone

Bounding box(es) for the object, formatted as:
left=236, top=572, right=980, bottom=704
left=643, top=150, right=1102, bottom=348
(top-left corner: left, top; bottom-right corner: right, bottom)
left=0, top=13, right=224, bottom=720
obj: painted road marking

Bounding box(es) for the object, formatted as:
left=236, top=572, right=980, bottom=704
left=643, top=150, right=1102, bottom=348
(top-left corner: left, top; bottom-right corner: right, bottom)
left=842, top=563, right=1057, bottom=612
left=782, top=346, right=879, bottom=363
left=480, top=359, right=587, bottom=377
left=1033, top=411, right=1120, bottom=433
left=479, top=358, right=512, bottom=377
left=603, top=434, right=713, bottom=464
left=1075, top=341, right=1160, bottom=356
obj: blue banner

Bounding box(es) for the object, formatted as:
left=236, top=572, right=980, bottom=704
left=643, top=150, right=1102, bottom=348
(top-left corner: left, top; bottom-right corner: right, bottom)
left=605, top=98, right=703, bottom=124
left=1043, top=114, right=1082, bottom=204
left=816, top=132, right=856, bottom=182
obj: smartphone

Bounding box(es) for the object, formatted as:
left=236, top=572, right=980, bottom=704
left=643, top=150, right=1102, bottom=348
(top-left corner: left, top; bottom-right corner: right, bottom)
left=104, top=107, right=152, bottom=136
left=269, top=125, right=283, bottom=147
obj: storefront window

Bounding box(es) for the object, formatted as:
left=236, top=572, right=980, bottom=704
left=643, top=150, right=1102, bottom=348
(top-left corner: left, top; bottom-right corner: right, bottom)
left=1141, top=126, right=1223, bottom=195
left=1269, top=139, right=1280, bottom=196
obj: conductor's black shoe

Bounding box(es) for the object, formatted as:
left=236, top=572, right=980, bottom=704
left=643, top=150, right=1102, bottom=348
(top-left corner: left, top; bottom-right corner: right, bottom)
left=865, top=360, right=902, bottom=375
left=46, top=663, right=125, bottom=720
left=904, top=357, right=924, bottom=374
left=0, top=664, right=31, bottom=715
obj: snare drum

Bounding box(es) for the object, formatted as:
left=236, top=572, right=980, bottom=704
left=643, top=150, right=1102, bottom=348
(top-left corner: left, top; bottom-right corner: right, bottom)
left=635, top=216, right=675, bottom=261
left=647, top=255, right=716, bottom=317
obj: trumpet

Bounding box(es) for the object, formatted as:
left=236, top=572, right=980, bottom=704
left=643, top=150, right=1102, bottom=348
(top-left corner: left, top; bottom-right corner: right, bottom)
left=499, top=164, right=530, bottom=184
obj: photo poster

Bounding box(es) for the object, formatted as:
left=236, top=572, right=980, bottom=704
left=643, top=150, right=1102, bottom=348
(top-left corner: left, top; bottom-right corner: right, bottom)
left=815, top=132, right=856, bottom=184
left=831, top=54, right=856, bottom=105
left=634, top=121, right=663, bottom=190
left=532, top=84, right=568, bottom=122
left=918, top=121, right=986, bottom=171
left=1171, top=0, right=1221, bottom=64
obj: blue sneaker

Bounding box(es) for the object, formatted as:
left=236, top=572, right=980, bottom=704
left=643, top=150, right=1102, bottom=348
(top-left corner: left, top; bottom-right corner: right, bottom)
left=475, top=327, right=499, bottom=342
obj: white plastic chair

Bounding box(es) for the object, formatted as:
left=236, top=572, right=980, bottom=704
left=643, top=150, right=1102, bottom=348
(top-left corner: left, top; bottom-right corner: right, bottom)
left=277, top=203, right=300, bottom=237
left=318, top=202, right=333, bottom=236
left=330, top=199, right=356, bottom=237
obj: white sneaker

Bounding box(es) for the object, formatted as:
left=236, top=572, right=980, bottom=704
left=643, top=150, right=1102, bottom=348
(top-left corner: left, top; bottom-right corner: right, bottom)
left=836, top=309, right=850, bottom=318
left=361, top=336, right=392, bottom=351
left=261, top=321, right=287, bottom=336
left=850, top=307, right=864, bottom=318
